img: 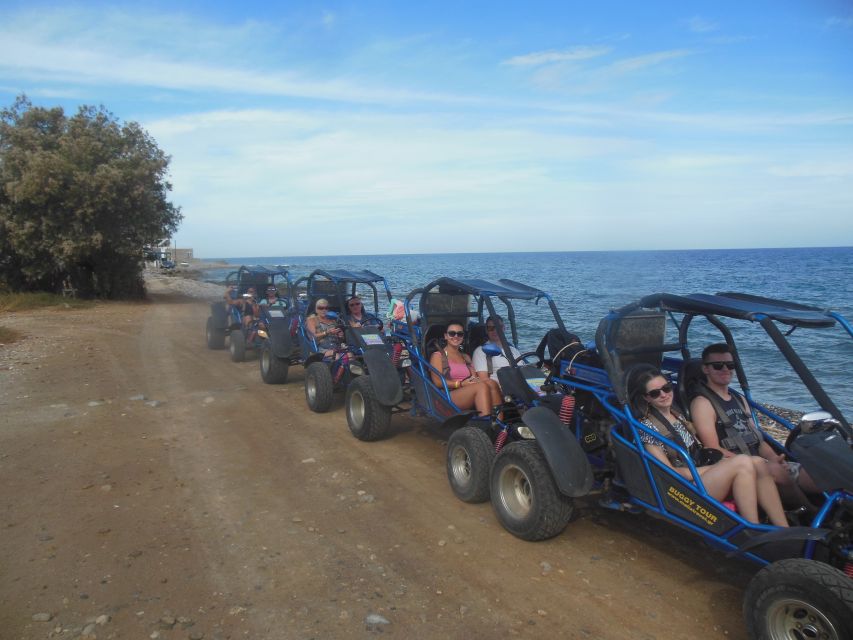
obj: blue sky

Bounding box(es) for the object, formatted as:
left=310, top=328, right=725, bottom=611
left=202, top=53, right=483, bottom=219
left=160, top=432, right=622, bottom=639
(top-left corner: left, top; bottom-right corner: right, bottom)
left=1, top=1, right=851, bottom=258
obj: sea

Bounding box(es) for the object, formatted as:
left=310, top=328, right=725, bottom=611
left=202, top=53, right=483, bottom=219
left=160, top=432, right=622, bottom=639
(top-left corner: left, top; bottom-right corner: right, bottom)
left=198, top=247, right=853, bottom=417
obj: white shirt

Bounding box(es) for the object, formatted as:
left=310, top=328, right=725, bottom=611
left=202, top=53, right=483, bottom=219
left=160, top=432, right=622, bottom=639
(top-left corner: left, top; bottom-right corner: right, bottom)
left=472, top=341, right=522, bottom=382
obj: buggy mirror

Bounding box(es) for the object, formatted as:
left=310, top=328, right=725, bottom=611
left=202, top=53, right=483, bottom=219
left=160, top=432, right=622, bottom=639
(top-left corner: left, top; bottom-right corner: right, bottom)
left=482, top=343, right=502, bottom=357
left=799, top=411, right=840, bottom=434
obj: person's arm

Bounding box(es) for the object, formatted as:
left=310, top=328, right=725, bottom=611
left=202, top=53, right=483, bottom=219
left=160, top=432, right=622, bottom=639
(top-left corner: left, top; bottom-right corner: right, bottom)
left=644, top=443, right=692, bottom=480
left=471, top=348, right=490, bottom=381
left=306, top=316, right=319, bottom=338
left=429, top=351, right=448, bottom=388
left=690, top=396, right=733, bottom=458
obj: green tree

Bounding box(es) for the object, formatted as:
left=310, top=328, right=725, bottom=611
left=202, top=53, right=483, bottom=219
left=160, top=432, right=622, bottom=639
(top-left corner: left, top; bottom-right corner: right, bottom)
left=0, top=95, right=182, bottom=297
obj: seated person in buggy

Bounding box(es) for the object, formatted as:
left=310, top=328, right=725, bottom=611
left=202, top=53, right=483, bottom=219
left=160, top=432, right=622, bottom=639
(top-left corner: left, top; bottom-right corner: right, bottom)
left=258, top=284, right=288, bottom=337
left=690, top=343, right=819, bottom=511
left=632, top=367, right=788, bottom=527
left=305, top=298, right=344, bottom=358
left=346, top=296, right=382, bottom=329
left=472, top=315, right=522, bottom=384
left=429, top=322, right=502, bottom=417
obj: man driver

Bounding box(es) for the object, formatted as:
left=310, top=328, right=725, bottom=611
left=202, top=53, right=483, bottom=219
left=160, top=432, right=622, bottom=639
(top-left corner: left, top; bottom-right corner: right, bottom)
left=472, top=315, right=522, bottom=384
left=690, top=343, right=819, bottom=511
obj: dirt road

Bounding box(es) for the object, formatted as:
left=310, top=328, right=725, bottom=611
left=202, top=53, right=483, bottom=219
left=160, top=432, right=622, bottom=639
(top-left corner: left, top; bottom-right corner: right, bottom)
left=0, top=285, right=754, bottom=639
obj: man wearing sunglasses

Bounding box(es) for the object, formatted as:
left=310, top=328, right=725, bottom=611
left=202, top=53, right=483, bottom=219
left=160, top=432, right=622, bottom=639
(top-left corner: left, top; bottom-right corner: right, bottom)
left=472, top=315, right=521, bottom=383
left=691, top=343, right=818, bottom=509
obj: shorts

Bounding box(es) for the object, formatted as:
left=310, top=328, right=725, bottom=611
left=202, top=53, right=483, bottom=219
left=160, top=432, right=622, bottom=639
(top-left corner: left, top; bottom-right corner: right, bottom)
left=785, top=461, right=802, bottom=482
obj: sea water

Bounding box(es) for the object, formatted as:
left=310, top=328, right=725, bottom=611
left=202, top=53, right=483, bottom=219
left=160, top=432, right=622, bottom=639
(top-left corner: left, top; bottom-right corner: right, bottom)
left=199, top=247, right=853, bottom=416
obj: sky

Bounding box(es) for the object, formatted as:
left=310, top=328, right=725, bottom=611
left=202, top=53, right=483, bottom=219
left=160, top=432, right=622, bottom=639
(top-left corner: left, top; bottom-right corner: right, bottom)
left=0, top=1, right=851, bottom=258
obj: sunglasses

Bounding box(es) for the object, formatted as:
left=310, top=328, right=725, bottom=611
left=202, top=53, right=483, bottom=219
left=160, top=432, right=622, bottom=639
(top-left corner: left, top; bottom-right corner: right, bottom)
left=446, top=330, right=465, bottom=338
left=705, top=361, right=736, bottom=371
left=645, top=383, right=673, bottom=399
left=486, top=325, right=498, bottom=331
left=348, top=302, right=362, bottom=307
left=316, top=305, right=328, bottom=310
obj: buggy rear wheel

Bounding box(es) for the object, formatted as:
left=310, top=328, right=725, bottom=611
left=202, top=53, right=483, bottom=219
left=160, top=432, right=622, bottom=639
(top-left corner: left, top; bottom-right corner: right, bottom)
left=206, top=317, right=226, bottom=349
left=345, top=375, right=391, bottom=441
left=305, top=361, right=334, bottom=413
left=259, top=342, right=289, bottom=384
left=744, top=558, right=853, bottom=640
left=229, top=330, right=246, bottom=362
left=447, top=426, right=494, bottom=503
left=490, top=441, right=573, bottom=541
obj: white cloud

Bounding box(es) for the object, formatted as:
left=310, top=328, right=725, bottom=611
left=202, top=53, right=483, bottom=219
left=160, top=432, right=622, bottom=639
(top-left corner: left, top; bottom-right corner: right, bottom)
left=826, top=16, right=853, bottom=29
left=685, top=16, right=719, bottom=33
left=503, top=45, right=611, bottom=67
left=607, top=49, right=693, bottom=74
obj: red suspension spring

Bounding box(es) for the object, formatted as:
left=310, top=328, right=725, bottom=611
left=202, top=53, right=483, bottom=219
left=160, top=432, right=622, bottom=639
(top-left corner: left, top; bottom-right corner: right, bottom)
left=391, top=342, right=403, bottom=367
left=559, top=394, right=575, bottom=426
left=495, top=429, right=508, bottom=453
left=844, top=562, right=853, bottom=578
left=334, top=353, right=349, bottom=383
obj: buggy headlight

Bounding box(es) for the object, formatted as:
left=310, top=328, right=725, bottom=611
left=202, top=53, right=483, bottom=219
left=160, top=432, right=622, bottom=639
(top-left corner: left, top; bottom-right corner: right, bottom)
left=515, top=425, right=536, bottom=440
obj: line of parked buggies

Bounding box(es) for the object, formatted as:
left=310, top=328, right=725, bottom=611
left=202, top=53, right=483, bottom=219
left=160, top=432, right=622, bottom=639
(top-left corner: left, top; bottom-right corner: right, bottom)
left=205, top=265, right=853, bottom=640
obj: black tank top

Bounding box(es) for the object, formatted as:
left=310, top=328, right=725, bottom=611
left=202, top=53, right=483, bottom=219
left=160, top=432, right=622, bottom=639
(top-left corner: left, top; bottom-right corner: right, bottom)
left=713, top=393, right=760, bottom=456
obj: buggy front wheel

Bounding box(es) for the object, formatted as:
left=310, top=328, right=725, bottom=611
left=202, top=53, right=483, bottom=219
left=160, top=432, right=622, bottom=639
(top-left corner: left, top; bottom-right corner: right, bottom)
left=206, top=317, right=226, bottom=349
left=490, top=441, right=573, bottom=541
left=305, top=362, right=334, bottom=413
left=744, top=558, right=853, bottom=640
left=447, top=426, right=494, bottom=503
left=345, top=375, right=391, bottom=441
left=229, top=330, right=246, bottom=362
left=259, top=342, right=289, bottom=384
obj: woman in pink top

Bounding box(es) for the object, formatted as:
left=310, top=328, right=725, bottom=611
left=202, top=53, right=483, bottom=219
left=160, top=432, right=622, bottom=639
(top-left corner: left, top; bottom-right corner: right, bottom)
left=429, top=322, right=501, bottom=416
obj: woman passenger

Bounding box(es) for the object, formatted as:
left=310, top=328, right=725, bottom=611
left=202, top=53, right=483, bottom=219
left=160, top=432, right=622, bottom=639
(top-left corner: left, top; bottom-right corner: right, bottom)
left=305, top=298, right=343, bottom=357
left=634, top=369, right=788, bottom=527
left=429, top=322, right=502, bottom=417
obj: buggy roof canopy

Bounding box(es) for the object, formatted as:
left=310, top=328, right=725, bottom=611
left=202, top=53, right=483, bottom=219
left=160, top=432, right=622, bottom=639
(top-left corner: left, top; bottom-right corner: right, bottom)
left=307, top=269, right=387, bottom=284
left=236, top=265, right=290, bottom=277
left=419, top=277, right=552, bottom=301
left=631, top=292, right=839, bottom=329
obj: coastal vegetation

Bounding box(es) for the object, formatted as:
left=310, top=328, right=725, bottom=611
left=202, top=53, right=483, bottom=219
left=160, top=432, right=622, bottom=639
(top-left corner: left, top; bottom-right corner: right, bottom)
left=0, top=95, right=182, bottom=299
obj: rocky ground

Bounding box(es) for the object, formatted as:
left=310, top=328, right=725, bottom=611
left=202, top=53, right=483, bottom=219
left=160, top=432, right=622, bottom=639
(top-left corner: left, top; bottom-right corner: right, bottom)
left=0, top=274, right=761, bottom=640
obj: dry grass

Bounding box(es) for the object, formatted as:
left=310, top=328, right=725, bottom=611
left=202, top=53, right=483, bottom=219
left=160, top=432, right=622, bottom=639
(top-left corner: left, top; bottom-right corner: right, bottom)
left=0, top=292, right=93, bottom=313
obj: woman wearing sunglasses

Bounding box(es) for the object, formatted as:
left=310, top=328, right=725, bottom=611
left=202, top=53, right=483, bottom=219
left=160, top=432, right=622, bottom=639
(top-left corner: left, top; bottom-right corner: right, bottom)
left=429, top=322, right=502, bottom=417
left=306, top=298, right=344, bottom=357
left=633, top=368, right=788, bottom=527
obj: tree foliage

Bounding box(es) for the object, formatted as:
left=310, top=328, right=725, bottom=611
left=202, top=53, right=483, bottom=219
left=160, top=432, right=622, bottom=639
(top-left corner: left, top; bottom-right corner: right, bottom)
left=0, top=95, right=182, bottom=298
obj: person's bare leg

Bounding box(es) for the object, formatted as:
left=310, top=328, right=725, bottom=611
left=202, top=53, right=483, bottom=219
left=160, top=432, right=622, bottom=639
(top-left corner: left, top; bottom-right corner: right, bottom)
left=756, top=474, right=789, bottom=527
left=701, top=456, right=760, bottom=523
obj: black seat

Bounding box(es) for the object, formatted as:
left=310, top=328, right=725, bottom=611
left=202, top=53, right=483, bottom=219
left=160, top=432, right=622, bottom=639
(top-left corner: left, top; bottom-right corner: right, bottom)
left=466, top=322, right=488, bottom=356
left=677, top=359, right=706, bottom=420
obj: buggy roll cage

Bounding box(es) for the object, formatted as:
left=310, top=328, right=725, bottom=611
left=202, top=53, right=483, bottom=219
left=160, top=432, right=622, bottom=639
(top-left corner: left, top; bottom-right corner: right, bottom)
left=595, top=291, right=852, bottom=439
left=293, top=269, right=393, bottom=353
left=403, top=277, right=567, bottom=362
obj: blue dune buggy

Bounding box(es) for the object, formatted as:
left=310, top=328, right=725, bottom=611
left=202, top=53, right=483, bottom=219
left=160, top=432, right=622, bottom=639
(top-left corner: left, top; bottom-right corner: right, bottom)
left=294, top=269, right=404, bottom=414
left=486, top=291, right=853, bottom=640
left=205, top=266, right=292, bottom=363
left=345, top=277, right=593, bottom=506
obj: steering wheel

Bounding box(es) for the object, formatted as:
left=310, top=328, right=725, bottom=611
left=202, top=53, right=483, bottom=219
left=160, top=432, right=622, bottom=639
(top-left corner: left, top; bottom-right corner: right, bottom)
left=512, top=351, right=544, bottom=368
left=362, top=315, right=384, bottom=332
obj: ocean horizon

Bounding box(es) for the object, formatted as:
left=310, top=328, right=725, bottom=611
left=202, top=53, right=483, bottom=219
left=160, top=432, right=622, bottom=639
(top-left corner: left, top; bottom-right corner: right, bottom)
left=196, top=246, right=852, bottom=416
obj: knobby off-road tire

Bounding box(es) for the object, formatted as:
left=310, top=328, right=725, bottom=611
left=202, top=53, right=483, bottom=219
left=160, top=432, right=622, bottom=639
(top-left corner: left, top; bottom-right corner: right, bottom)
left=490, top=441, right=573, bottom=541
left=229, top=330, right=246, bottom=362
left=744, top=558, right=853, bottom=640
left=305, top=362, right=334, bottom=413
left=206, top=317, right=226, bottom=349
left=446, top=426, right=494, bottom=503
left=345, top=375, right=391, bottom=442
left=259, top=342, right=289, bottom=384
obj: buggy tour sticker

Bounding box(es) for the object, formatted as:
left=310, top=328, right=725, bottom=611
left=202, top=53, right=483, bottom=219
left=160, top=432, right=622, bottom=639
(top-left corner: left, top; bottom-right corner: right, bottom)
left=666, top=485, right=719, bottom=526
left=267, top=309, right=285, bottom=318
left=361, top=334, right=385, bottom=346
